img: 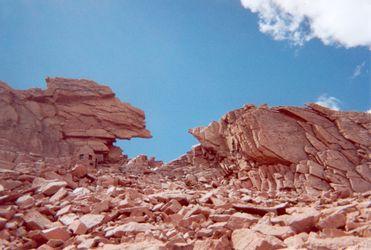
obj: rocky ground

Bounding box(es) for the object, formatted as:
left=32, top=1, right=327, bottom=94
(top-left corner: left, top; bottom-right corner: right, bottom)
left=0, top=155, right=370, bottom=249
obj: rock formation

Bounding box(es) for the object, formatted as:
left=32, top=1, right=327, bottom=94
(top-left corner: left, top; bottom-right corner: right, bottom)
left=0, top=78, right=370, bottom=249
left=175, top=103, right=371, bottom=195
left=0, top=77, right=151, bottom=165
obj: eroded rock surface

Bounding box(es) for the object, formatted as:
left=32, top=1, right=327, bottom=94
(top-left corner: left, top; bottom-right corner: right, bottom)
left=0, top=77, right=151, bottom=164
left=183, top=103, right=371, bottom=195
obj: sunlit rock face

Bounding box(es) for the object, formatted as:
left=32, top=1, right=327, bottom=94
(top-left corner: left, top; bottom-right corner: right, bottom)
left=184, top=103, right=371, bottom=195
left=0, top=77, right=151, bottom=163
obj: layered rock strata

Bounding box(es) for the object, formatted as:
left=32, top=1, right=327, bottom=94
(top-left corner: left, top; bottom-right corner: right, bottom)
left=176, top=103, right=371, bottom=195
left=0, top=77, right=151, bottom=164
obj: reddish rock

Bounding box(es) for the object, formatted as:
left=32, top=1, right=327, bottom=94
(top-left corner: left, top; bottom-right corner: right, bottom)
left=253, top=224, right=295, bottom=240
left=0, top=217, right=7, bottom=230
left=71, top=164, right=88, bottom=178
left=23, top=210, right=54, bottom=230
left=0, top=77, right=151, bottom=162
left=162, top=199, right=182, bottom=215
left=283, top=232, right=308, bottom=249
left=306, top=235, right=371, bottom=249
left=49, top=187, right=68, bottom=203
left=39, top=181, right=67, bottom=196
left=68, top=220, right=88, bottom=235
left=105, top=222, right=155, bottom=237
left=273, top=208, right=321, bottom=233
left=226, top=212, right=259, bottom=230
left=231, top=228, right=285, bottom=250
left=194, top=237, right=231, bottom=250
left=15, top=194, right=35, bottom=209
left=59, top=213, right=78, bottom=226
left=317, top=211, right=346, bottom=230
left=41, top=226, right=71, bottom=241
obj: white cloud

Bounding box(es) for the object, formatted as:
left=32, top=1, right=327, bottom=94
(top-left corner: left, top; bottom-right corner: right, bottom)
left=351, top=61, right=366, bottom=78
left=367, top=109, right=371, bottom=113
left=241, top=0, right=371, bottom=49
left=315, top=94, right=341, bottom=111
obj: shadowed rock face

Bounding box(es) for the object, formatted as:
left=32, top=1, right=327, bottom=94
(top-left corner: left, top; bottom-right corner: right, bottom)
left=0, top=77, right=151, bottom=161
left=182, top=103, right=371, bottom=194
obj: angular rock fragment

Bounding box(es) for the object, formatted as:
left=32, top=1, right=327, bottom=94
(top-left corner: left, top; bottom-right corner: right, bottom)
left=231, top=228, right=285, bottom=250
left=41, top=226, right=71, bottom=241
left=79, top=214, right=105, bottom=230
left=23, top=210, right=54, bottom=230
left=39, top=181, right=67, bottom=196
left=105, top=222, right=155, bottom=237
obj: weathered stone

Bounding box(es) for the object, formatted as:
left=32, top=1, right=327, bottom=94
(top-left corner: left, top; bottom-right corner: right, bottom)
left=41, top=226, right=70, bottom=241
left=231, top=228, right=285, bottom=250
left=68, top=220, right=88, bottom=235
left=15, top=194, right=34, bottom=209
left=39, top=181, right=67, bottom=196
left=306, top=235, right=371, bottom=249
left=226, top=212, right=259, bottom=230
left=0, top=77, right=151, bottom=161
left=253, top=224, right=295, bottom=240
left=71, top=164, right=88, bottom=178
left=274, top=208, right=320, bottom=233
left=79, top=214, right=105, bottom=230
left=105, top=222, right=155, bottom=237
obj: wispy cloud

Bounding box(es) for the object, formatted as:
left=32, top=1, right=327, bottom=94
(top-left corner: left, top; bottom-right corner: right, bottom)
left=240, top=0, right=371, bottom=49
left=315, top=94, right=341, bottom=111
left=367, top=109, right=371, bottom=113
left=351, top=61, right=366, bottom=79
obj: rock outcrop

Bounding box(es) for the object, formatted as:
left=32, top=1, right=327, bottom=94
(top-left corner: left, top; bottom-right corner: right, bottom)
left=0, top=77, right=151, bottom=164
left=174, top=103, right=371, bottom=195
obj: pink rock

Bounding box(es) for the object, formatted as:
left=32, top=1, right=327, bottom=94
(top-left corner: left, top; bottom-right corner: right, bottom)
left=24, top=210, right=54, bottom=230
left=162, top=199, right=182, bottom=215
left=226, top=212, right=259, bottom=230
left=317, top=211, right=346, bottom=230
left=306, top=234, right=371, bottom=249
left=105, top=222, right=155, bottom=237
left=253, top=224, right=295, bottom=240
left=68, top=220, right=88, bottom=235
left=79, top=214, right=105, bottom=230
left=39, top=181, right=67, bottom=196
left=283, top=232, right=308, bottom=249
left=71, top=164, right=88, bottom=178
left=273, top=208, right=320, bottom=233
left=231, top=228, right=285, bottom=250
left=0, top=78, right=151, bottom=161
left=49, top=187, right=68, bottom=203
left=15, top=194, right=35, bottom=209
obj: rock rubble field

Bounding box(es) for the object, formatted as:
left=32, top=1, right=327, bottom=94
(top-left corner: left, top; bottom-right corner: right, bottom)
left=0, top=78, right=370, bottom=249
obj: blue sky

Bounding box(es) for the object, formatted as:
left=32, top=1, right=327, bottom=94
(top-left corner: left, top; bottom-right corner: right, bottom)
left=0, top=0, right=370, bottom=161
